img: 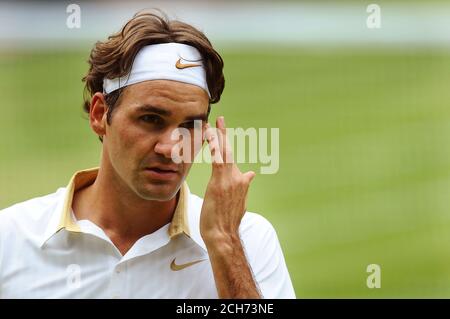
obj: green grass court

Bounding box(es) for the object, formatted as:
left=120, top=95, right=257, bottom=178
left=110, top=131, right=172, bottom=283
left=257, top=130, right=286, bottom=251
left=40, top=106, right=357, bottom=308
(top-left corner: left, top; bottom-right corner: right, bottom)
left=1, top=48, right=450, bottom=297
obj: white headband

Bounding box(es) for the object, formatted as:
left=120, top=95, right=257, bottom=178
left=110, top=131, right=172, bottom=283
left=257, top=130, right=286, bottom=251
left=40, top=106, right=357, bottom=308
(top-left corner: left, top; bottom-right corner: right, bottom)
left=103, top=43, right=210, bottom=97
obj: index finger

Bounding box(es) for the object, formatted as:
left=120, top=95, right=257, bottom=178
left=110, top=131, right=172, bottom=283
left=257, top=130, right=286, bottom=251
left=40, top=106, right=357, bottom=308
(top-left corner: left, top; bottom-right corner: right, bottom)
left=205, top=123, right=224, bottom=165
left=216, top=116, right=234, bottom=164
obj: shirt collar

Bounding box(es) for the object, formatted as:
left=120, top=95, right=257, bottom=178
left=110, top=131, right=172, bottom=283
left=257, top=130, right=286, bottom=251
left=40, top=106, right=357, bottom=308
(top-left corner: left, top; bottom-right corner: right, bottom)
left=40, top=167, right=199, bottom=249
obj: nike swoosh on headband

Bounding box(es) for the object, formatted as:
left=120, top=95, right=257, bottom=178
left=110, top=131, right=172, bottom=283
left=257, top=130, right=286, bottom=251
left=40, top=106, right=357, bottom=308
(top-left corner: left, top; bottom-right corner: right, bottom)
left=175, top=58, right=201, bottom=69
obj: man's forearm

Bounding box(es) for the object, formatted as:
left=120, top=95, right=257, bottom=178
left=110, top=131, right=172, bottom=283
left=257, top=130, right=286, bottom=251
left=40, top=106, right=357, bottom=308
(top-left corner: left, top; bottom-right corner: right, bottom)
left=200, top=117, right=260, bottom=298
left=205, top=234, right=261, bottom=299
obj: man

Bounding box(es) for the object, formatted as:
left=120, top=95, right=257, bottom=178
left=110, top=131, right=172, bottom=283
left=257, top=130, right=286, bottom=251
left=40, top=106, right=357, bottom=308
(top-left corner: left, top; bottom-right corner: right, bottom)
left=0, top=11, right=295, bottom=298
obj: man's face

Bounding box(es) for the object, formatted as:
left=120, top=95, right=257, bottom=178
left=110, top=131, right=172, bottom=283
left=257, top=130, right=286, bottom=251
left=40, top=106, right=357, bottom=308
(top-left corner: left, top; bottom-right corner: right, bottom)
left=102, top=80, right=209, bottom=201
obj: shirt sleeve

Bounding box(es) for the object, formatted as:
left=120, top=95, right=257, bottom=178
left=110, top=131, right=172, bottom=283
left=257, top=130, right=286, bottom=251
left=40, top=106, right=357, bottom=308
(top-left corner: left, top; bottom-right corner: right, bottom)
left=240, top=213, right=296, bottom=299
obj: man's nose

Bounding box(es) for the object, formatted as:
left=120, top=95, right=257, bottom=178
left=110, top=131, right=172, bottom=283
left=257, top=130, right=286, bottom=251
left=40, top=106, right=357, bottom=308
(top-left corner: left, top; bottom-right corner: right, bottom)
left=154, top=128, right=181, bottom=159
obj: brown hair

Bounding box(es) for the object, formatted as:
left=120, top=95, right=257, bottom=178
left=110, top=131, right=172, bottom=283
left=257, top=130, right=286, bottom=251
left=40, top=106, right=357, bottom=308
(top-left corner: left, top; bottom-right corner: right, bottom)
left=82, top=9, right=225, bottom=126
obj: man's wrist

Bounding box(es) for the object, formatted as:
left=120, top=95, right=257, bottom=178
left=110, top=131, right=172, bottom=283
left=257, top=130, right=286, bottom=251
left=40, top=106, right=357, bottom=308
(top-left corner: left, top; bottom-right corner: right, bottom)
left=202, top=231, right=242, bottom=253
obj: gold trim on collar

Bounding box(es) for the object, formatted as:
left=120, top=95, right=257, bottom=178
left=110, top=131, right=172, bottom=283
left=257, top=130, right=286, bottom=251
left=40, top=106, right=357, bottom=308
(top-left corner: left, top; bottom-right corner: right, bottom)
left=57, top=168, right=99, bottom=233
left=168, top=182, right=191, bottom=238
left=57, top=168, right=190, bottom=238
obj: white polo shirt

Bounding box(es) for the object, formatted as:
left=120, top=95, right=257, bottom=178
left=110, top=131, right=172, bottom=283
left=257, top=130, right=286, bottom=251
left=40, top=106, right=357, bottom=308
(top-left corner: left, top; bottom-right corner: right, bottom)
left=0, top=168, right=295, bottom=299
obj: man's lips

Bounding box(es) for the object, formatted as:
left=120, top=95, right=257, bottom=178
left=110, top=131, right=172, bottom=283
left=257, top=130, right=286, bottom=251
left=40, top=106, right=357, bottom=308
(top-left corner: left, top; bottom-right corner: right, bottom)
left=146, top=166, right=179, bottom=173
left=144, top=166, right=179, bottom=180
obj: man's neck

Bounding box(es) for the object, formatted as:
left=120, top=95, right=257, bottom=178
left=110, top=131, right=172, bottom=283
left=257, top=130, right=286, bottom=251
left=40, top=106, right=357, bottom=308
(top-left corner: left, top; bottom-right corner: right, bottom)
left=72, top=166, right=178, bottom=256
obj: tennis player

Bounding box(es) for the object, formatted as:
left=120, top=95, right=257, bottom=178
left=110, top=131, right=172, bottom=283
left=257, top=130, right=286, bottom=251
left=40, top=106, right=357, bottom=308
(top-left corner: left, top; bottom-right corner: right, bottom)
left=0, top=10, right=295, bottom=299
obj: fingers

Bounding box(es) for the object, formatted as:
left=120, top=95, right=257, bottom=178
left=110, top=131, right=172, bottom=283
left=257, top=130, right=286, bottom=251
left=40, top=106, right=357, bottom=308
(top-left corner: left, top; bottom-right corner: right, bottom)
left=205, top=123, right=223, bottom=164
left=206, top=117, right=254, bottom=186
left=243, top=171, right=256, bottom=184
left=216, top=116, right=234, bottom=164
left=216, top=117, right=226, bottom=158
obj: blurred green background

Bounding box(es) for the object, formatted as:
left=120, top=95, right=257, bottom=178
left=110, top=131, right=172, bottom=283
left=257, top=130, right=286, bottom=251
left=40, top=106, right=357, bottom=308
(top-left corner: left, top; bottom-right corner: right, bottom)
left=2, top=48, right=450, bottom=297
left=2, top=0, right=450, bottom=298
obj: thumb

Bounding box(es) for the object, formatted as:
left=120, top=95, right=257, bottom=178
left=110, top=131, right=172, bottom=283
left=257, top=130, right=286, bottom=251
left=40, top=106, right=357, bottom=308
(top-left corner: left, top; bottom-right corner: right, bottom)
left=243, top=171, right=256, bottom=184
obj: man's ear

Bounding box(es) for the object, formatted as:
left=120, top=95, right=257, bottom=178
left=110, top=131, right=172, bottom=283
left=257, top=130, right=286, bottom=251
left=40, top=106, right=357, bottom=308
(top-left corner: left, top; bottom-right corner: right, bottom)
left=90, top=92, right=108, bottom=139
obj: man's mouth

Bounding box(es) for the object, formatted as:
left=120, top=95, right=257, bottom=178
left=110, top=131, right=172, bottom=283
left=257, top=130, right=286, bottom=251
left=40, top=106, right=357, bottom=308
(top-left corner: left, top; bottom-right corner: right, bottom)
left=147, top=165, right=178, bottom=172
left=144, top=166, right=179, bottom=180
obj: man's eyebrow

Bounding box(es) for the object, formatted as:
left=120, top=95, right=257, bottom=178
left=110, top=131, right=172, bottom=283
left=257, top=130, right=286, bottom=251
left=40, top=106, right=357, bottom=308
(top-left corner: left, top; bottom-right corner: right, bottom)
left=135, top=104, right=207, bottom=121
left=135, top=105, right=172, bottom=116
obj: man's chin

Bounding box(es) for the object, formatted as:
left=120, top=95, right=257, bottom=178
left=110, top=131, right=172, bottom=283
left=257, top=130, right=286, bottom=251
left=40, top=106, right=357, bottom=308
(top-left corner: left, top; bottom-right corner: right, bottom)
left=136, top=182, right=180, bottom=201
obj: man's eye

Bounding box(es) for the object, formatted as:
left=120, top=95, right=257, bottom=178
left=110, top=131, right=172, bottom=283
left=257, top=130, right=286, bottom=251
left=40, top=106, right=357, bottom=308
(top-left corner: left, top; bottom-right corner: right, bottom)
left=140, top=115, right=164, bottom=125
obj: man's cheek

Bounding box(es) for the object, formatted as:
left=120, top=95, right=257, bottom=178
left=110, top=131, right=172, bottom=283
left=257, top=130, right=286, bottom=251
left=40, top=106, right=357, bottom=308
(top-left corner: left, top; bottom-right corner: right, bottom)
left=118, top=126, right=141, bottom=151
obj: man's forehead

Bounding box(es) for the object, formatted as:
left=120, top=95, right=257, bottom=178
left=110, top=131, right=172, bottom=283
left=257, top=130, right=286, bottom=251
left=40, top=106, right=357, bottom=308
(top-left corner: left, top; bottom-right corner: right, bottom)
left=121, top=80, right=209, bottom=117
left=126, top=80, right=209, bottom=101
